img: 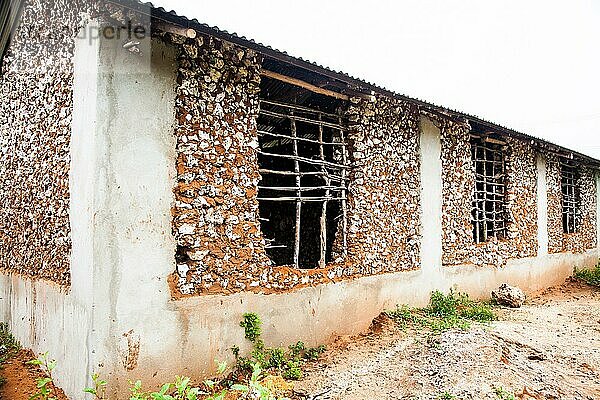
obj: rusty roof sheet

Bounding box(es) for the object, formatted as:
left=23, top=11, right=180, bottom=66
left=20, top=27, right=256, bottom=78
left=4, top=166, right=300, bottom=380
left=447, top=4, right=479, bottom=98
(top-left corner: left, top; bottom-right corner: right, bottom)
left=112, top=0, right=600, bottom=166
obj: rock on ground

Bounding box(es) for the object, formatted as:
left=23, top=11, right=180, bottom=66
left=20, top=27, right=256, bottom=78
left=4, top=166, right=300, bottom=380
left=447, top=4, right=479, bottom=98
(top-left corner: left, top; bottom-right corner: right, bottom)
left=492, top=283, right=526, bottom=308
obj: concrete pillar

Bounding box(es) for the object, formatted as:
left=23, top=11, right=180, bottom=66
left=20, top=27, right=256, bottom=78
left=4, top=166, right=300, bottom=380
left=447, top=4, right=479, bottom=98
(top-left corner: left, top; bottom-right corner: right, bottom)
left=418, top=116, right=443, bottom=282
left=68, top=22, right=179, bottom=397
left=536, top=153, right=549, bottom=255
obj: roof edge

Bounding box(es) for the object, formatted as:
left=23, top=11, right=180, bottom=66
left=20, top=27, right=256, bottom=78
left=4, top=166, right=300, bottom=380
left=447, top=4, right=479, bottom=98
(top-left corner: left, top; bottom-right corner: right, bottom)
left=110, top=0, right=600, bottom=168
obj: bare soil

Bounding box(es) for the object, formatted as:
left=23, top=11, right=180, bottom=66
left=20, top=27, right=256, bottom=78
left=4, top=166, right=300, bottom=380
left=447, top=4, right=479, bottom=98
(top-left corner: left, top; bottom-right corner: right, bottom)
left=293, top=279, right=600, bottom=400
left=0, top=348, right=68, bottom=400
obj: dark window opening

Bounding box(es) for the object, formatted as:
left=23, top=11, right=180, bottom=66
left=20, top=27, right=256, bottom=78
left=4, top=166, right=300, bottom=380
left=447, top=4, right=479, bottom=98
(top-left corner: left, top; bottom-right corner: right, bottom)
left=0, top=0, right=24, bottom=70
left=561, top=161, right=579, bottom=234
left=471, top=134, right=508, bottom=243
left=257, top=74, right=349, bottom=269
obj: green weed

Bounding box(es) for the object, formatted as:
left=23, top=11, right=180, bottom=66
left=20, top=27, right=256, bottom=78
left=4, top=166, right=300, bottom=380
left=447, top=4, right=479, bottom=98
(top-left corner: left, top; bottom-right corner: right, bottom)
left=574, top=265, right=600, bottom=287
left=232, top=314, right=326, bottom=381
left=83, top=373, right=107, bottom=399
left=387, top=290, right=497, bottom=332
left=494, top=386, right=516, bottom=400
left=240, top=312, right=262, bottom=342
left=437, top=391, right=457, bottom=400
left=27, top=352, right=58, bottom=400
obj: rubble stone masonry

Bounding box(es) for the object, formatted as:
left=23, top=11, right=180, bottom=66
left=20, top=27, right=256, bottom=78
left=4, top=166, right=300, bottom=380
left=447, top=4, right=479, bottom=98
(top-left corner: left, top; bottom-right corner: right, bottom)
left=168, top=37, right=424, bottom=296
left=436, top=115, right=538, bottom=267
left=344, top=96, right=422, bottom=276
left=0, top=0, right=95, bottom=286
left=546, top=154, right=597, bottom=253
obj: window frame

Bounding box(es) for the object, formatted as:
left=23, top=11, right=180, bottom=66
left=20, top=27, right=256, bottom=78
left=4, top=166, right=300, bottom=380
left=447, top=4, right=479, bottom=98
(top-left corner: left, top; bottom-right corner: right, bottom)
left=560, top=161, right=580, bottom=234
left=0, top=0, right=25, bottom=71
left=256, top=98, right=349, bottom=269
left=470, top=136, right=508, bottom=244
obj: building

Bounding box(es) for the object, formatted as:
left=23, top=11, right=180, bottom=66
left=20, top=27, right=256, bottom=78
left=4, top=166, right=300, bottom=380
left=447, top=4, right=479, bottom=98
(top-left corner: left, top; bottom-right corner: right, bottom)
left=0, top=0, right=598, bottom=398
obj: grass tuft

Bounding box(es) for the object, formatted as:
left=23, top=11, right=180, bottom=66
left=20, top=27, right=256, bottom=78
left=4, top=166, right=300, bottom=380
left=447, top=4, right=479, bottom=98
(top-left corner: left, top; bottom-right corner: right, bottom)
left=386, top=290, right=497, bottom=332
left=574, top=265, right=600, bottom=287
left=494, top=386, right=517, bottom=400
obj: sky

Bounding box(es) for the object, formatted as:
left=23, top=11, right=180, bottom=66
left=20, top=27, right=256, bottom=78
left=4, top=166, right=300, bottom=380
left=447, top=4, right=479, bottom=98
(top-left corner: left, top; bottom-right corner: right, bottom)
left=153, top=0, right=600, bottom=159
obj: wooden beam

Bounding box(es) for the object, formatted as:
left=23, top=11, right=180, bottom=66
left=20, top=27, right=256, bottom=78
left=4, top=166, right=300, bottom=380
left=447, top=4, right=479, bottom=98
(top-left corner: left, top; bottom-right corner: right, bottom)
left=153, top=20, right=197, bottom=39
left=260, top=69, right=350, bottom=101
left=291, top=115, right=302, bottom=269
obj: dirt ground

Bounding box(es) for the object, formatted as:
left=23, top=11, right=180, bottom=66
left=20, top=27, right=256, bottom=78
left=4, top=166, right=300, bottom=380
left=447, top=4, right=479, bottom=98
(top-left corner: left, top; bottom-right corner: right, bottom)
left=293, top=279, right=600, bottom=400
left=0, top=348, right=68, bottom=400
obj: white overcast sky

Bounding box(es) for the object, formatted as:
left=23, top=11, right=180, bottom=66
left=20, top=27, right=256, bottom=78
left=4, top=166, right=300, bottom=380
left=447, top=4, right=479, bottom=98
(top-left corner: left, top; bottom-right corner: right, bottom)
left=153, top=0, right=600, bottom=159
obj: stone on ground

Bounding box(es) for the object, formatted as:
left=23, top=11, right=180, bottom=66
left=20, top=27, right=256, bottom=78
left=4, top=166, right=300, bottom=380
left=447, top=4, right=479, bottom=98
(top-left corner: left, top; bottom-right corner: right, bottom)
left=492, top=283, right=526, bottom=308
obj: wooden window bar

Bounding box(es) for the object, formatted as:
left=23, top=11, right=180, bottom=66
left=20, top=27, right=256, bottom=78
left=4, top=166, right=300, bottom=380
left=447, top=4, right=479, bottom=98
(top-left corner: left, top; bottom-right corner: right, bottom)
left=257, top=99, right=349, bottom=269
left=561, top=162, right=579, bottom=234
left=471, top=138, right=508, bottom=243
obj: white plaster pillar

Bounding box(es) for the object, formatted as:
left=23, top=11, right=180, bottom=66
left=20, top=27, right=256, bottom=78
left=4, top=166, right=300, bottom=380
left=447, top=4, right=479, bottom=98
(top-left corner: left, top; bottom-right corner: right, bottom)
left=536, top=153, right=549, bottom=256
left=418, top=116, right=443, bottom=280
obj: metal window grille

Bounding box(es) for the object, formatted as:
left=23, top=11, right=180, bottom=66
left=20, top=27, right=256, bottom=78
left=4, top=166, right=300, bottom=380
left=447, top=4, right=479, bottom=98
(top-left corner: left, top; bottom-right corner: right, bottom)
left=471, top=137, right=507, bottom=243
left=561, top=162, right=579, bottom=234
left=257, top=99, right=349, bottom=269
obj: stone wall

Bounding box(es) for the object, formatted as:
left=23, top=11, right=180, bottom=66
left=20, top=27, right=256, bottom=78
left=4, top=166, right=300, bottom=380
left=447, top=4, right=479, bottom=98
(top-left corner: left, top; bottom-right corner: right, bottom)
left=546, top=154, right=564, bottom=253
left=546, top=155, right=597, bottom=253
left=1, top=1, right=596, bottom=296
left=435, top=114, right=538, bottom=267
left=168, top=53, right=424, bottom=295
left=344, top=96, right=422, bottom=275
left=166, top=32, right=272, bottom=295
left=0, top=0, right=96, bottom=285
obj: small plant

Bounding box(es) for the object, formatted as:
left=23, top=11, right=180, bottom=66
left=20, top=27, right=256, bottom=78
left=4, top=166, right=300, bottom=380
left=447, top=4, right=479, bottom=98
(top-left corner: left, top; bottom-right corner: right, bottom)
left=27, top=352, right=58, bottom=400
left=232, top=314, right=326, bottom=381
left=494, top=386, right=516, bottom=400
left=303, top=345, right=326, bottom=361
left=83, top=373, right=108, bottom=399
left=231, top=363, right=289, bottom=400
left=128, top=379, right=147, bottom=400
left=126, top=375, right=205, bottom=400
left=387, top=290, right=497, bottom=332
left=574, top=264, right=600, bottom=287
left=202, top=360, right=229, bottom=400
left=240, top=312, right=262, bottom=342
left=437, top=391, right=457, bottom=400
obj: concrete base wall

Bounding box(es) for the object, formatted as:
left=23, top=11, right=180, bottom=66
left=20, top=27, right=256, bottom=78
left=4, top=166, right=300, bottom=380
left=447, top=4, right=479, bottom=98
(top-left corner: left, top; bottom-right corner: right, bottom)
left=2, top=249, right=595, bottom=399
left=0, top=277, right=92, bottom=398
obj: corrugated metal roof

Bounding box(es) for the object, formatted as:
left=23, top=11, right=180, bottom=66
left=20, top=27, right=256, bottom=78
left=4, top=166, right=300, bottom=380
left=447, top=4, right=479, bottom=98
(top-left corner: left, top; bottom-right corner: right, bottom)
left=112, top=0, right=600, bottom=166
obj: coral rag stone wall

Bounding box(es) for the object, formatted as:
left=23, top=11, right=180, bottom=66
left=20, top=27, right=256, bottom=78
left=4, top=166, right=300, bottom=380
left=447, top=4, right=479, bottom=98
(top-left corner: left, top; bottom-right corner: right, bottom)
left=169, top=45, right=424, bottom=295
left=166, top=32, right=272, bottom=295
left=344, top=96, right=422, bottom=274
left=430, top=114, right=474, bottom=265
left=435, top=113, right=538, bottom=267
left=546, top=155, right=597, bottom=253
left=546, top=154, right=564, bottom=253
left=0, top=0, right=96, bottom=285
